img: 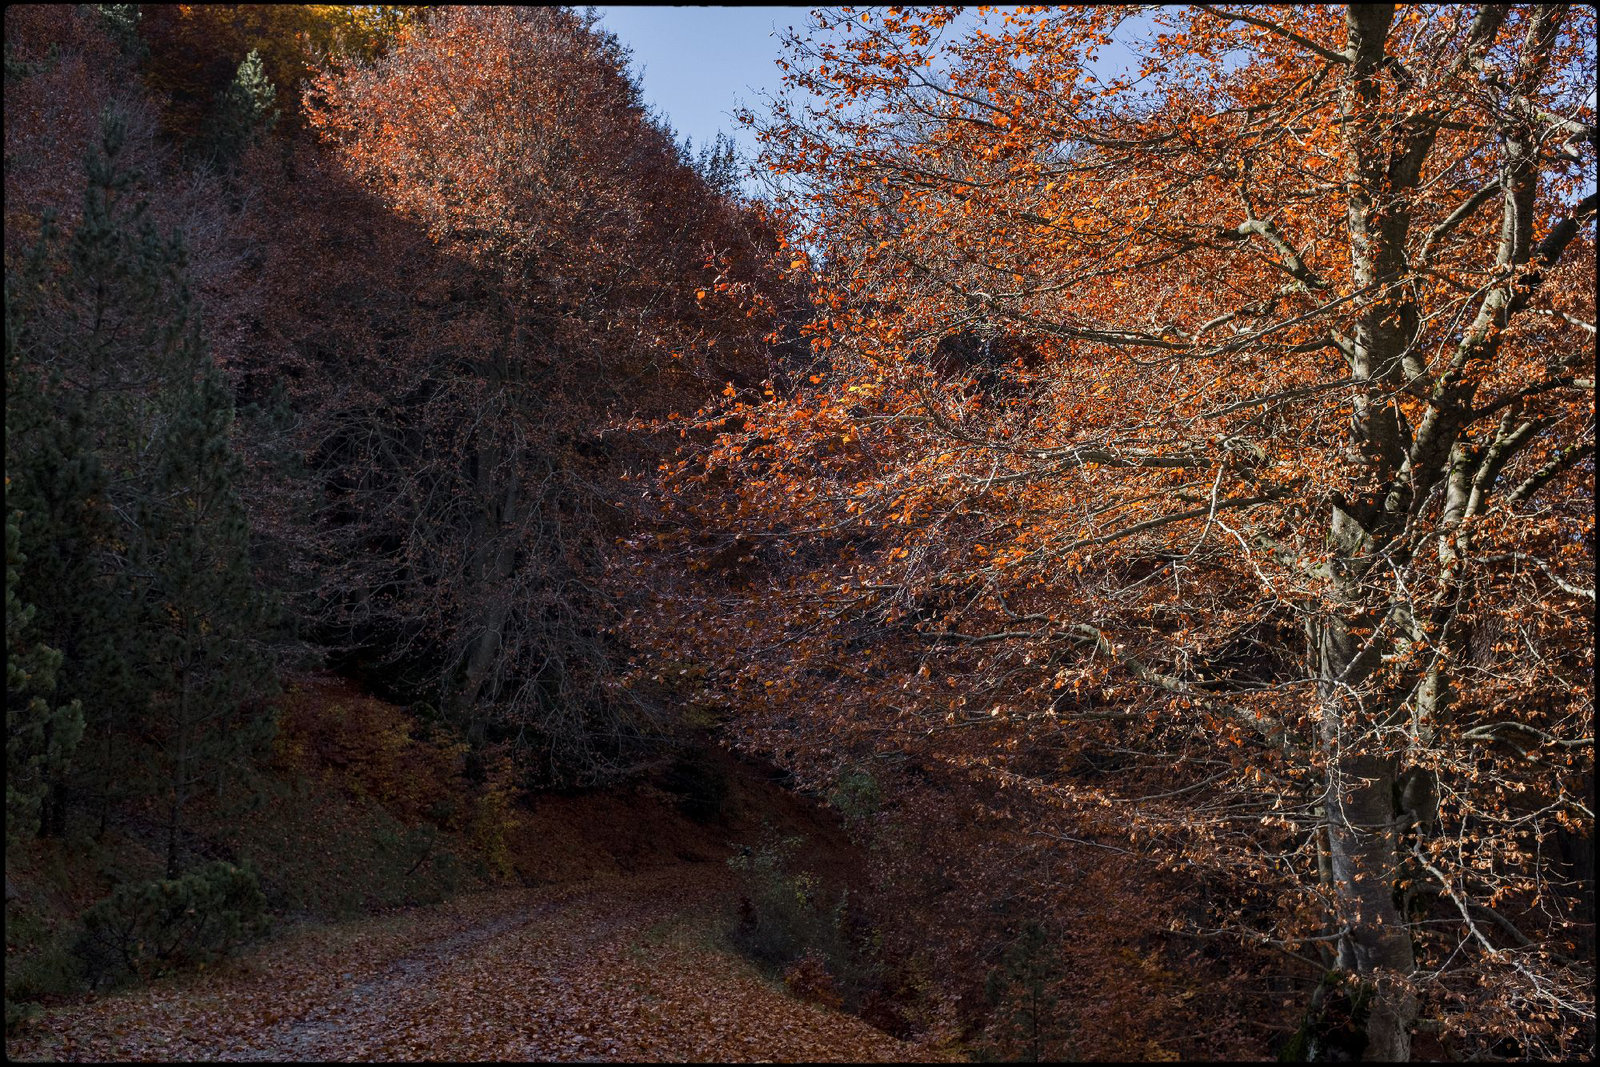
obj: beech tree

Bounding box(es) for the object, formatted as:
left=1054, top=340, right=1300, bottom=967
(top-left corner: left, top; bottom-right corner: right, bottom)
left=645, top=5, right=1594, bottom=1058
left=4, top=5, right=132, bottom=252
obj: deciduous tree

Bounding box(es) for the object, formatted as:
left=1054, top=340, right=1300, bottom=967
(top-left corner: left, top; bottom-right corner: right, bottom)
left=299, top=6, right=788, bottom=782
left=647, top=5, right=1595, bottom=1058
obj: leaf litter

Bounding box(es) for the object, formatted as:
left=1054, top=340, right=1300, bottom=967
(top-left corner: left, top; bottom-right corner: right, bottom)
left=6, top=865, right=946, bottom=1062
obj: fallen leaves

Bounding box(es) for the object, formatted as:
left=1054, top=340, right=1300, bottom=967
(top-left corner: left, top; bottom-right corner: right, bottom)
left=5, top=867, right=946, bottom=1063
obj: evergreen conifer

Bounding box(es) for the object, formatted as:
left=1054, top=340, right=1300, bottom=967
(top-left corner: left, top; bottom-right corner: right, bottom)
left=5, top=482, right=85, bottom=847
left=984, top=920, right=1071, bottom=1062
left=137, top=345, right=276, bottom=877
left=203, top=49, right=278, bottom=166
left=7, top=107, right=277, bottom=859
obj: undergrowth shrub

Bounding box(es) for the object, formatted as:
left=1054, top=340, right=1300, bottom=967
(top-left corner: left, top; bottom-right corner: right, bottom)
left=468, top=749, right=520, bottom=882
left=369, top=822, right=464, bottom=906
left=4, top=913, right=79, bottom=1032
left=223, top=781, right=469, bottom=917
left=783, top=949, right=844, bottom=1010
left=273, top=679, right=467, bottom=826
left=728, top=831, right=880, bottom=1010
left=73, top=861, right=267, bottom=988
left=730, top=833, right=846, bottom=970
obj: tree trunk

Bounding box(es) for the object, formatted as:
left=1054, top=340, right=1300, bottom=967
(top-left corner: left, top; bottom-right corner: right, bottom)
left=1317, top=607, right=1418, bottom=1060
left=456, top=443, right=521, bottom=739
left=40, top=723, right=69, bottom=839
left=167, top=665, right=190, bottom=880
left=1323, top=749, right=1418, bottom=1060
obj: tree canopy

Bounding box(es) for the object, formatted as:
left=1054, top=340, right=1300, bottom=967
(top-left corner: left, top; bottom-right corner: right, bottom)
left=640, top=5, right=1595, bottom=1058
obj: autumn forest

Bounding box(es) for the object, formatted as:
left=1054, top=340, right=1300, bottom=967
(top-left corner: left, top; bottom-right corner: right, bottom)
left=4, top=5, right=1595, bottom=1062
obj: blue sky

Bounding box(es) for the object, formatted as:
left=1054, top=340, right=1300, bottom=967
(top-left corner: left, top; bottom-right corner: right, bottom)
left=593, top=7, right=1150, bottom=184
left=592, top=6, right=813, bottom=162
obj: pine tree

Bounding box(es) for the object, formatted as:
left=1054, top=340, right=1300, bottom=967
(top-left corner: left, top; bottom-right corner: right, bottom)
left=4, top=268, right=137, bottom=840
left=5, top=481, right=85, bottom=848
left=8, top=108, right=183, bottom=836
left=136, top=342, right=276, bottom=878
left=202, top=49, right=278, bottom=166
left=7, top=107, right=277, bottom=856
left=984, top=920, right=1071, bottom=1062
left=91, top=5, right=146, bottom=61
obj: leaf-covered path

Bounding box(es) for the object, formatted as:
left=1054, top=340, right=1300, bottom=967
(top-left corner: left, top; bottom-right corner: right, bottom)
left=8, top=866, right=942, bottom=1062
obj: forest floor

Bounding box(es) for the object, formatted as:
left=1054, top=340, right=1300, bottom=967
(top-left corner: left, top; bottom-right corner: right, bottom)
left=6, top=678, right=952, bottom=1062
left=6, top=860, right=945, bottom=1062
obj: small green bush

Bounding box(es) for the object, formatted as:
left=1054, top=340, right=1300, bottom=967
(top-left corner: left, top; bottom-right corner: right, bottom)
left=73, top=861, right=268, bottom=988
left=730, top=834, right=843, bottom=969
left=728, top=832, right=880, bottom=1010
left=980, top=920, right=1072, bottom=1062
left=826, top=765, right=883, bottom=823
left=5, top=918, right=80, bottom=1033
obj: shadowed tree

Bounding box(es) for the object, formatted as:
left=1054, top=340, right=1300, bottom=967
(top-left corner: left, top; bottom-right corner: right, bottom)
left=299, top=6, right=789, bottom=783
left=7, top=106, right=277, bottom=860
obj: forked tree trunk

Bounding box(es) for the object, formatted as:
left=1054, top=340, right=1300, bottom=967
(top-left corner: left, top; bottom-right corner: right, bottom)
left=1328, top=7, right=1423, bottom=1055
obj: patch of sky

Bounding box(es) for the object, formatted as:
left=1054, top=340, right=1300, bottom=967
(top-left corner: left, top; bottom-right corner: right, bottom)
left=592, top=6, right=1150, bottom=203
left=591, top=5, right=812, bottom=197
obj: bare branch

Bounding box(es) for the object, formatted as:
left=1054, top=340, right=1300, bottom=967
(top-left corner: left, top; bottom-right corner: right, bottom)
left=1416, top=181, right=1500, bottom=265
left=1502, top=440, right=1595, bottom=507
left=1193, top=5, right=1353, bottom=67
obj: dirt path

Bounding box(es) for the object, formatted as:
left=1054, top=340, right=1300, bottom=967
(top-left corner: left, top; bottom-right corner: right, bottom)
left=6, top=866, right=940, bottom=1062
